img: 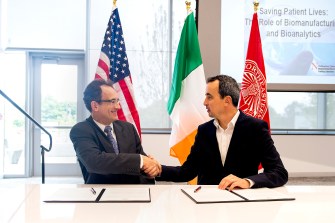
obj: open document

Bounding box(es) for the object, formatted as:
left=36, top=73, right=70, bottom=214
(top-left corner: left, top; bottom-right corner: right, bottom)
left=181, top=187, right=295, bottom=204
left=99, top=188, right=151, bottom=203
left=44, top=187, right=151, bottom=203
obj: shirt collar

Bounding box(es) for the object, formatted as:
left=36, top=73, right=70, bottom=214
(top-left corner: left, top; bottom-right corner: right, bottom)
left=93, top=119, right=113, bottom=133
left=213, top=110, right=240, bottom=130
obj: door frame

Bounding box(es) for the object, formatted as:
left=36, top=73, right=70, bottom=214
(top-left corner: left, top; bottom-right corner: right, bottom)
left=29, top=52, right=85, bottom=177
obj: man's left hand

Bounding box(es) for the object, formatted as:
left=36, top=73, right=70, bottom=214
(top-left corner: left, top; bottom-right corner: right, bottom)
left=218, top=174, right=250, bottom=191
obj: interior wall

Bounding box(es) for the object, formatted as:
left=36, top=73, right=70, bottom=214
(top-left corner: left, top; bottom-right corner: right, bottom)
left=195, top=0, right=335, bottom=177
left=197, top=0, right=221, bottom=78
left=142, top=134, right=335, bottom=177
left=0, top=0, right=7, bottom=51
left=88, top=0, right=335, bottom=177
left=5, top=0, right=85, bottom=50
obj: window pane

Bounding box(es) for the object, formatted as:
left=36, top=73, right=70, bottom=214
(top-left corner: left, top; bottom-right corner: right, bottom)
left=327, top=93, right=335, bottom=129
left=268, top=92, right=335, bottom=130
left=128, top=51, right=170, bottom=128
left=0, top=52, right=26, bottom=175
left=115, top=0, right=197, bottom=129
left=7, top=0, right=86, bottom=49
left=41, top=63, right=78, bottom=163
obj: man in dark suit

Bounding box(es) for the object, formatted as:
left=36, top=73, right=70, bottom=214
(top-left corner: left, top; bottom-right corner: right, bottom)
left=157, top=75, right=288, bottom=190
left=70, top=79, right=160, bottom=184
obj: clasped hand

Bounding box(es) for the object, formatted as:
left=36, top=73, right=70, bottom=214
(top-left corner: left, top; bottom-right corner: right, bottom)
left=142, top=155, right=161, bottom=178
left=218, top=174, right=250, bottom=191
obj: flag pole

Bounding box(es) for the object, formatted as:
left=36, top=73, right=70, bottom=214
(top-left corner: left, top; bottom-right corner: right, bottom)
left=185, top=1, right=191, bottom=12
left=253, top=0, right=259, bottom=12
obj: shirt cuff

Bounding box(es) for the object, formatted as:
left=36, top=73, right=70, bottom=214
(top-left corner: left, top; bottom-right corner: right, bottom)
left=245, top=178, right=255, bottom=188
left=140, top=155, right=143, bottom=168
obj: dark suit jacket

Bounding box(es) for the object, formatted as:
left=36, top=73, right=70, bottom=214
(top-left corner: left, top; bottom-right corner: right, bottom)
left=158, top=111, right=288, bottom=188
left=70, top=116, right=154, bottom=184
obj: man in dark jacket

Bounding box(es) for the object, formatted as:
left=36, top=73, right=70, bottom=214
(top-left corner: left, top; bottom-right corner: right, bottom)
left=70, top=79, right=160, bottom=184
left=157, top=75, right=288, bottom=190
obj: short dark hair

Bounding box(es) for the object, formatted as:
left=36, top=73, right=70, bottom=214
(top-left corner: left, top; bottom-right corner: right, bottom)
left=206, top=75, right=240, bottom=107
left=83, top=79, right=114, bottom=112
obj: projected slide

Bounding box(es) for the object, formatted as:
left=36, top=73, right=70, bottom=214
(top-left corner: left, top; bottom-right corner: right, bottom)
left=221, top=0, right=335, bottom=85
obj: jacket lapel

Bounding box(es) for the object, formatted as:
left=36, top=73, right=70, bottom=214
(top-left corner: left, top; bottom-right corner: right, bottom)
left=112, top=121, right=124, bottom=153
left=86, top=116, right=115, bottom=153
left=206, top=121, right=224, bottom=168
left=224, top=112, right=246, bottom=168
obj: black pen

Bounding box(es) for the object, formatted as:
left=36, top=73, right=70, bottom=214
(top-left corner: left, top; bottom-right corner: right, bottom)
left=91, top=187, right=96, bottom=195
left=194, top=186, right=202, bottom=193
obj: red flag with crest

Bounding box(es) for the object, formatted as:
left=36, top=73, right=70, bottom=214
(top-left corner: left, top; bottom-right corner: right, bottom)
left=239, top=11, right=271, bottom=131
left=239, top=8, right=270, bottom=170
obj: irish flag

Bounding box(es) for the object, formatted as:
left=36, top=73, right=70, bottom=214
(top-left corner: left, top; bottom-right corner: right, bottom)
left=167, top=10, right=209, bottom=165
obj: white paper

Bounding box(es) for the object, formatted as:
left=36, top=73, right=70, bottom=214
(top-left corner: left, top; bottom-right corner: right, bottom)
left=182, top=187, right=294, bottom=203
left=234, top=187, right=293, bottom=201
left=182, top=188, right=245, bottom=203
left=44, top=188, right=101, bottom=202
left=99, top=188, right=150, bottom=202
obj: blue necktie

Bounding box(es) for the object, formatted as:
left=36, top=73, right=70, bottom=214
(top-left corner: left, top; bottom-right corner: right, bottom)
left=104, top=126, right=119, bottom=154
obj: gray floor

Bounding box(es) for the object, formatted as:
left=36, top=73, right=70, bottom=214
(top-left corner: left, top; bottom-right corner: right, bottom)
left=1, top=176, right=335, bottom=185
left=287, top=176, right=335, bottom=185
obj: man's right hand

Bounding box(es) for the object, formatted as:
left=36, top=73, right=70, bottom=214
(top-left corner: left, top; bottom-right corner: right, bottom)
left=142, top=155, right=161, bottom=178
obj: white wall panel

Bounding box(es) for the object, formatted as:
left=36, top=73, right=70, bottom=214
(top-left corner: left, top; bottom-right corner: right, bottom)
left=6, top=0, right=86, bottom=49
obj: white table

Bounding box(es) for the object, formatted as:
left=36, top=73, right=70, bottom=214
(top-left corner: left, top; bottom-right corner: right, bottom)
left=1, top=184, right=334, bottom=223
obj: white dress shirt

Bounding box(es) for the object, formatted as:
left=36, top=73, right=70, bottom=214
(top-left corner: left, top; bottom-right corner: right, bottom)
left=93, top=120, right=143, bottom=168
left=213, top=111, right=254, bottom=188
left=213, top=110, right=240, bottom=166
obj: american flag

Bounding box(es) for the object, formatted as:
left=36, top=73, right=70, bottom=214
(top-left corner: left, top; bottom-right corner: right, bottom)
left=95, top=7, right=141, bottom=136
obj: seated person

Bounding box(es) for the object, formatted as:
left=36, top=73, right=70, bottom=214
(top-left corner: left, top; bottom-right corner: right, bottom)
left=156, top=75, right=288, bottom=190
left=70, top=79, right=160, bottom=184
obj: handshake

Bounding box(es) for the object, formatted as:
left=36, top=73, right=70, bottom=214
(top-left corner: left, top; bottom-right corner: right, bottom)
left=141, top=155, right=162, bottom=178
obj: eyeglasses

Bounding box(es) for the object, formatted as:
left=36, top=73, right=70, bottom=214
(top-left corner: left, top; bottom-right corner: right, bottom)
left=96, top=98, right=120, bottom=105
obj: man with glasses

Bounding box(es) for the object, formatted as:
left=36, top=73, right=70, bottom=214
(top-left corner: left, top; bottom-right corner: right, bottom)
left=70, top=79, right=160, bottom=184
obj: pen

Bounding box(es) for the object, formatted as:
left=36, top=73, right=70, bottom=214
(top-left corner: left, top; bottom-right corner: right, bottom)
left=194, top=186, right=202, bottom=193
left=91, top=187, right=96, bottom=195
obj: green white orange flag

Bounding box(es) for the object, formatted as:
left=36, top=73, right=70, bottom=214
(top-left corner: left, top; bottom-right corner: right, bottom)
left=167, top=10, right=209, bottom=165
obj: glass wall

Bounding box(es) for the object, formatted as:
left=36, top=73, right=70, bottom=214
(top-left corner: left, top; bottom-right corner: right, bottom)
left=0, top=51, right=26, bottom=175
left=1, top=0, right=86, bottom=177
left=268, top=92, right=335, bottom=131
left=0, top=0, right=333, bottom=178
left=99, top=0, right=198, bottom=129
left=6, top=0, right=86, bottom=49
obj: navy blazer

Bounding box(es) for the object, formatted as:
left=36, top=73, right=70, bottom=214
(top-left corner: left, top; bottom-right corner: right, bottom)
left=70, top=116, right=154, bottom=184
left=159, top=111, right=288, bottom=188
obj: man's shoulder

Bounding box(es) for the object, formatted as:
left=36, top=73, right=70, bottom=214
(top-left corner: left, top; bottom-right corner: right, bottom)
left=237, top=111, right=268, bottom=130
left=71, top=118, right=95, bottom=133
left=69, top=118, right=97, bottom=141
left=72, top=117, right=90, bottom=126
left=198, top=119, right=215, bottom=130
left=239, top=111, right=264, bottom=122
left=114, top=120, right=134, bottom=128
left=113, top=120, right=137, bottom=133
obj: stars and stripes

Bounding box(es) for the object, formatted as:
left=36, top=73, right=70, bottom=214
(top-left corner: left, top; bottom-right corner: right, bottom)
left=95, top=7, right=141, bottom=136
